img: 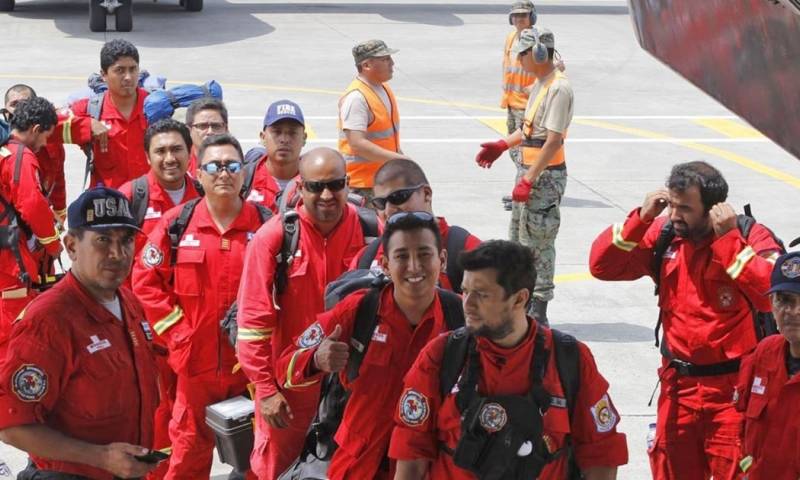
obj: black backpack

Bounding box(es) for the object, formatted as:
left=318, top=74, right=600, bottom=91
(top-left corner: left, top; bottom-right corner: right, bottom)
left=278, top=285, right=465, bottom=480
left=650, top=204, right=786, bottom=347
left=130, top=175, right=150, bottom=227
left=356, top=224, right=471, bottom=294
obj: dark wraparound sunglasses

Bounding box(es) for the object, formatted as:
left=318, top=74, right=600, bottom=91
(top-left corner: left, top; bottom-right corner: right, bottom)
left=386, top=211, right=435, bottom=225
left=371, top=184, right=425, bottom=210
left=200, top=161, right=243, bottom=175
left=302, top=177, right=347, bottom=194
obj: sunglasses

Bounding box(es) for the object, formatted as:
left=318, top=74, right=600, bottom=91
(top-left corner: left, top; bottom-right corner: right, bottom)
left=302, top=177, right=347, bottom=194
left=371, top=184, right=425, bottom=210
left=386, top=211, right=435, bottom=225
left=199, top=161, right=243, bottom=175
left=191, top=122, right=226, bottom=132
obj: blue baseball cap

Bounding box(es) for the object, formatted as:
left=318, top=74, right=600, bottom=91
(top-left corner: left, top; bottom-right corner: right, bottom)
left=67, top=187, right=142, bottom=232
left=767, top=252, right=800, bottom=295
left=263, top=100, right=305, bottom=128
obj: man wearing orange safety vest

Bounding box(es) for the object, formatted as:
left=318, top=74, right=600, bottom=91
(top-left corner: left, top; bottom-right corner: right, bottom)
left=338, top=39, right=409, bottom=203
left=476, top=27, right=573, bottom=327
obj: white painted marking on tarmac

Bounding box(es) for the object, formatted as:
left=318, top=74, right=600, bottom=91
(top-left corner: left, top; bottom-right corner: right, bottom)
left=229, top=115, right=739, bottom=121
left=239, top=138, right=770, bottom=144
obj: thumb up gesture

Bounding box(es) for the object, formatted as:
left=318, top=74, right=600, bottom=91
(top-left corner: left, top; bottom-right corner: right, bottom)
left=313, top=325, right=349, bottom=373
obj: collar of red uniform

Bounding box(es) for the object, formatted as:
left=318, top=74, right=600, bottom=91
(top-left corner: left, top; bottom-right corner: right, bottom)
left=476, top=317, right=538, bottom=357
left=380, top=282, right=443, bottom=329
left=147, top=171, right=198, bottom=206
left=64, top=271, right=126, bottom=324
left=101, top=87, right=147, bottom=122
left=193, top=198, right=260, bottom=233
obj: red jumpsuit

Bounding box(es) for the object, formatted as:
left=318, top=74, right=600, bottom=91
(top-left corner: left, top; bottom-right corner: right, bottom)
left=276, top=285, right=452, bottom=479
left=734, top=335, right=800, bottom=479
left=589, top=208, right=781, bottom=479
left=244, top=155, right=299, bottom=214
left=236, top=204, right=373, bottom=479
left=0, top=141, right=61, bottom=356
left=349, top=216, right=482, bottom=291
left=132, top=199, right=263, bottom=479
left=71, top=88, right=149, bottom=189
left=119, top=170, right=200, bottom=478
left=0, top=272, right=159, bottom=480
left=388, top=321, right=629, bottom=478
left=40, top=109, right=93, bottom=218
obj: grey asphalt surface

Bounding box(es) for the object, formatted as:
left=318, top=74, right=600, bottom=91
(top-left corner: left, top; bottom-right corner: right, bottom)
left=2, top=0, right=800, bottom=478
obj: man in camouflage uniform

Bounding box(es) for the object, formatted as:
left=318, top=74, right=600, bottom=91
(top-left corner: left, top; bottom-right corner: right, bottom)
left=475, top=27, right=574, bottom=326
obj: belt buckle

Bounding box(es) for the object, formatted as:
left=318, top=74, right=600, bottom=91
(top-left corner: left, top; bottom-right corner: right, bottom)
left=670, top=359, right=691, bottom=376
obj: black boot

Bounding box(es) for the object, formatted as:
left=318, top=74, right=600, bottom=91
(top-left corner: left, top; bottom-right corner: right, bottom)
left=529, top=298, right=549, bottom=327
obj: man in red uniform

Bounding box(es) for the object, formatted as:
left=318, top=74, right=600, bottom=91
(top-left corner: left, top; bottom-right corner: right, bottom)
left=350, top=158, right=481, bottom=292
left=243, top=100, right=305, bottom=212
left=0, top=97, right=62, bottom=356
left=71, top=39, right=149, bottom=189
left=588, top=161, right=782, bottom=480
left=132, top=134, right=260, bottom=479
left=390, top=240, right=628, bottom=479
left=185, top=97, right=229, bottom=174
left=0, top=186, right=160, bottom=480
left=734, top=251, right=800, bottom=479
left=237, top=147, right=376, bottom=479
left=276, top=211, right=455, bottom=479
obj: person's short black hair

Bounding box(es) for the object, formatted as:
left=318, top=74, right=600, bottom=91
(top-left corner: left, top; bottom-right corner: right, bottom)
left=9, top=97, right=57, bottom=132
left=666, top=161, right=728, bottom=212
left=100, top=39, right=140, bottom=73
left=186, top=97, right=229, bottom=127
left=374, top=158, right=429, bottom=188
left=381, top=212, right=442, bottom=254
left=4, top=84, right=36, bottom=105
left=144, top=118, right=192, bottom=153
left=458, top=240, right=536, bottom=299
left=198, top=133, right=243, bottom=164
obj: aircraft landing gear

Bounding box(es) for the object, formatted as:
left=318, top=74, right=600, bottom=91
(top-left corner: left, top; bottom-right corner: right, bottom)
left=89, top=0, right=132, bottom=32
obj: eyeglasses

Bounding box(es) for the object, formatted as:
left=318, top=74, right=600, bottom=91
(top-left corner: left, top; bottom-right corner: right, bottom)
left=302, top=177, right=347, bottom=194
left=199, top=161, right=243, bottom=175
left=371, top=184, right=425, bottom=210
left=386, top=211, right=435, bottom=226
left=191, top=122, right=226, bottom=132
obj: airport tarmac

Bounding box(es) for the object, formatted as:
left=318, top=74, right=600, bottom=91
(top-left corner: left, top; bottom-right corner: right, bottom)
left=2, top=0, right=800, bottom=478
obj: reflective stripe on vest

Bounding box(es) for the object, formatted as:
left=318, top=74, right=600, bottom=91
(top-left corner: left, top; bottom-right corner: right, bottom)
left=501, top=31, right=535, bottom=110
left=337, top=78, right=401, bottom=188
left=520, top=71, right=566, bottom=167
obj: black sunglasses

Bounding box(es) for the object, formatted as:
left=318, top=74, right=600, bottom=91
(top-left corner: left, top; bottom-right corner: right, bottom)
left=386, top=211, right=435, bottom=225
left=371, top=184, right=425, bottom=210
left=200, top=161, right=243, bottom=175
left=302, top=177, right=347, bottom=194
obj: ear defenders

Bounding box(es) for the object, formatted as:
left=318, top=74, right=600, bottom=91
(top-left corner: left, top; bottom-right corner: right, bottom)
left=508, top=2, right=537, bottom=26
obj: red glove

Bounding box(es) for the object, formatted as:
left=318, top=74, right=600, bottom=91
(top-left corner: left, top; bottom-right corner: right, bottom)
left=475, top=139, right=509, bottom=168
left=512, top=177, right=533, bottom=203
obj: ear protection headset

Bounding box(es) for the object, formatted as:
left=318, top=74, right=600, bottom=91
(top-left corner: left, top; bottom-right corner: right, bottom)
left=508, top=1, right=537, bottom=27
left=519, top=27, right=549, bottom=64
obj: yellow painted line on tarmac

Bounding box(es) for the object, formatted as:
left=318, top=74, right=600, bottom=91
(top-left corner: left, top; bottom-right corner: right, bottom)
left=693, top=118, right=764, bottom=139
left=305, top=125, right=317, bottom=140
left=478, top=117, right=508, bottom=135
left=554, top=272, right=594, bottom=284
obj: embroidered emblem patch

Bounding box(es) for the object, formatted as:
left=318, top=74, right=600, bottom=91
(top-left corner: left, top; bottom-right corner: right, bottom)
left=781, top=257, right=800, bottom=279
left=479, top=402, right=508, bottom=433
left=142, top=244, right=164, bottom=268
left=297, top=323, right=324, bottom=348
left=717, top=286, right=735, bottom=309
left=12, top=364, right=48, bottom=402
left=144, top=207, right=162, bottom=220
left=590, top=394, right=618, bottom=433
left=399, top=389, right=429, bottom=426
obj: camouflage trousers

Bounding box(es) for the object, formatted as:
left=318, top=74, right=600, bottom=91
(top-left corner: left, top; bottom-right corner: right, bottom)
left=507, top=107, right=526, bottom=168
left=508, top=166, right=567, bottom=302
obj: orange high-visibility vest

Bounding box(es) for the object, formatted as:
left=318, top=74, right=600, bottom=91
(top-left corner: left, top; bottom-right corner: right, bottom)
left=520, top=70, right=566, bottom=167
left=501, top=31, right=536, bottom=110
left=338, top=78, right=401, bottom=189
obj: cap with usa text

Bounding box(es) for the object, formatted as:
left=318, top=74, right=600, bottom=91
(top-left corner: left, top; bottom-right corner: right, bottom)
left=67, top=187, right=142, bottom=232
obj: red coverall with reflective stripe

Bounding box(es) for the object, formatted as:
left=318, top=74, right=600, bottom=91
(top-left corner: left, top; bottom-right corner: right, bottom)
left=132, top=199, right=263, bottom=479
left=276, top=285, right=451, bottom=479
left=71, top=88, right=149, bottom=189
left=388, top=321, right=629, bottom=478
left=589, top=208, right=781, bottom=479
left=734, top=335, right=800, bottom=479
left=39, top=109, right=93, bottom=217
left=236, top=204, right=372, bottom=479
left=0, top=273, right=159, bottom=480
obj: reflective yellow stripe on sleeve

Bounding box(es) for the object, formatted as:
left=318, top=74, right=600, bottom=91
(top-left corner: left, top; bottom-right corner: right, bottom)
left=62, top=118, right=73, bottom=145
left=765, top=251, right=780, bottom=265
left=611, top=223, right=638, bottom=252
left=237, top=327, right=273, bottom=342
left=153, top=305, right=183, bottom=335
left=37, top=231, right=61, bottom=245
left=726, top=246, right=756, bottom=280
left=284, top=348, right=319, bottom=389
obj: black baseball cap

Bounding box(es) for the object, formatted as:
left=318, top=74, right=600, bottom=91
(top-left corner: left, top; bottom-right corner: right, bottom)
left=767, top=252, right=800, bottom=295
left=67, top=187, right=142, bottom=231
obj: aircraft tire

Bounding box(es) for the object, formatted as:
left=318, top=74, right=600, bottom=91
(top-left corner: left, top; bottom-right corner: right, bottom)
left=89, top=0, right=106, bottom=31
left=115, top=0, right=132, bottom=31
left=185, top=0, right=202, bottom=12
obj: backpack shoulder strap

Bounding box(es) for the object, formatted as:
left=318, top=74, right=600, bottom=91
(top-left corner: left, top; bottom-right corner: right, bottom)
left=252, top=201, right=273, bottom=224
left=12, top=142, right=25, bottom=185
left=131, top=175, right=150, bottom=227
left=87, top=92, right=104, bottom=120
left=345, top=286, right=384, bottom=382
left=240, top=160, right=258, bottom=199
left=444, top=225, right=470, bottom=293
left=651, top=220, right=675, bottom=296
left=167, top=198, right=202, bottom=267
left=439, top=327, right=472, bottom=398
left=356, top=207, right=380, bottom=242
left=356, top=237, right=382, bottom=270
left=274, top=210, right=301, bottom=295
left=551, top=329, right=581, bottom=420
left=436, top=288, right=465, bottom=331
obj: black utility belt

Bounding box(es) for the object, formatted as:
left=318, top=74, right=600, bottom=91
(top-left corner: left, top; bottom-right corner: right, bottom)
left=667, top=357, right=741, bottom=377
left=520, top=138, right=566, bottom=148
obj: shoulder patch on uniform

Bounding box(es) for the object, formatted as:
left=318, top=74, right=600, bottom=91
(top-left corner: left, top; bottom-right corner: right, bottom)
left=142, top=244, right=164, bottom=268
left=12, top=364, right=48, bottom=402
left=399, top=389, right=429, bottom=427
left=479, top=402, right=508, bottom=433
left=590, top=393, right=618, bottom=433
left=297, top=322, right=324, bottom=348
